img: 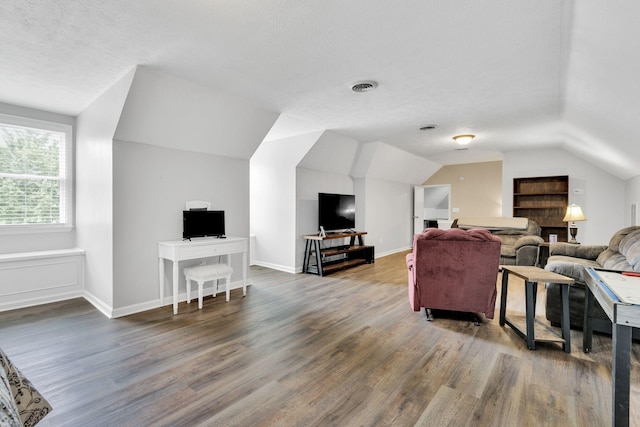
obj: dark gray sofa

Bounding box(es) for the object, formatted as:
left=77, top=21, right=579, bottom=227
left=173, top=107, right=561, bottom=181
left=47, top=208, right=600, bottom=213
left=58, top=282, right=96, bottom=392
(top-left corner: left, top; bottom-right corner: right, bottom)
left=452, top=217, right=543, bottom=266
left=545, top=226, right=640, bottom=337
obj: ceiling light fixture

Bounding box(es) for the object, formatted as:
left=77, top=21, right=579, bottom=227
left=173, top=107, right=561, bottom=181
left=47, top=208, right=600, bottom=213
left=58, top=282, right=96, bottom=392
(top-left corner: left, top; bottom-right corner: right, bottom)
left=453, top=134, right=475, bottom=145
left=351, top=80, right=378, bottom=93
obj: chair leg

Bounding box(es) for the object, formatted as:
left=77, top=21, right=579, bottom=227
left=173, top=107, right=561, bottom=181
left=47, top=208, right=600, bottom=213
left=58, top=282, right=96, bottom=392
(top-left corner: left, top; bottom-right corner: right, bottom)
left=213, top=279, right=218, bottom=298
left=425, top=308, right=434, bottom=321
left=471, top=314, right=481, bottom=326
left=226, top=275, right=231, bottom=302
left=186, top=278, right=192, bottom=303
left=198, top=280, right=204, bottom=309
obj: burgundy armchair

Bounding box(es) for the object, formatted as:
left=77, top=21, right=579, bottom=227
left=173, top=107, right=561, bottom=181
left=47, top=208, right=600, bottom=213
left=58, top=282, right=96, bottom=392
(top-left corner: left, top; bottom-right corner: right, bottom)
left=406, top=228, right=501, bottom=321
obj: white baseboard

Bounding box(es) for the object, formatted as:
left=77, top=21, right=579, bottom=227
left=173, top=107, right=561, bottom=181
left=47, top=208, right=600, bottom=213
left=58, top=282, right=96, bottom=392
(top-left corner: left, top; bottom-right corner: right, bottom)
left=111, top=279, right=251, bottom=318
left=82, top=290, right=114, bottom=318
left=252, top=260, right=297, bottom=274
left=376, top=246, right=411, bottom=258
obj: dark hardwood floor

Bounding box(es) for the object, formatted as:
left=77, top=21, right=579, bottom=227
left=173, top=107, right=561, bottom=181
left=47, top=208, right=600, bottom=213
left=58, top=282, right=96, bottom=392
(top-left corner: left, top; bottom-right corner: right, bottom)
left=0, top=251, right=638, bottom=426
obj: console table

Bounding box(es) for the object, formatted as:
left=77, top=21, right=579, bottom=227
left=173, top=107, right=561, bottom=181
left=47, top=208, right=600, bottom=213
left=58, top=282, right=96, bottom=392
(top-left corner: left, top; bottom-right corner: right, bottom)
left=158, top=237, right=248, bottom=314
left=302, top=231, right=374, bottom=276
left=584, top=268, right=640, bottom=427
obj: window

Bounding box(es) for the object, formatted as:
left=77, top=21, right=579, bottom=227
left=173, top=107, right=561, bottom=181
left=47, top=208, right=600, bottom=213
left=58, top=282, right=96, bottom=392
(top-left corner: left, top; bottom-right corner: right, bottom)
left=0, top=114, right=73, bottom=232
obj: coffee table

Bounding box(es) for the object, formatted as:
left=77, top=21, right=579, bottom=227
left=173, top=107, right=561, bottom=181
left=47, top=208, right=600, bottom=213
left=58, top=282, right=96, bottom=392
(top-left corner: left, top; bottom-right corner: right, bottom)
left=499, top=265, right=574, bottom=352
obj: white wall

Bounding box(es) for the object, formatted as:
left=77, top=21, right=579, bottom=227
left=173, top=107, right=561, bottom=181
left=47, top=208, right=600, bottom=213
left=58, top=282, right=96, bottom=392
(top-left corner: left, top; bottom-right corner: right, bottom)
left=356, top=177, right=414, bottom=256
left=0, top=102, right=76, bottom=254
left=112, top=141, right=250, bottom=313
left=626, top=175, right=640, bottom=226
left=76, top=68, right=136, bottom=315
left=250, top=132, right=321, bottom=272
left=503, top=148, right=625, bottom=245
left=352, top=141, right=441, bottom=184
left=115, top=66, right=278, bottom=159
left=298, top=131, right=360, bottom=174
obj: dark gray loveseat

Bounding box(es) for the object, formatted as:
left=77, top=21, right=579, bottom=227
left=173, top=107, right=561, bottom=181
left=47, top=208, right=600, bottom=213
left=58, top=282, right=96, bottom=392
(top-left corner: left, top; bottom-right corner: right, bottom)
left=545, top=226, right=640, bottom=337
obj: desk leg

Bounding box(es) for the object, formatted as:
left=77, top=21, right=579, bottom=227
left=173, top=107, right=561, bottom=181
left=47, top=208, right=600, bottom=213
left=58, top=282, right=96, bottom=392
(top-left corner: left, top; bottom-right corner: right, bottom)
left=560, top=283, right=571, bottom=353
left=172, top=261, right=179, bottom=315
left=612, top=323, right=632, bottom=427
left=158, top=258, right=165, bottom=307
left=583, top=289, right=594, bottom=353
left=525, top=280, right=536, bottom=350
left=242, top=251, right=247, bottom=296
left=499, top=270, right=509, bottom=326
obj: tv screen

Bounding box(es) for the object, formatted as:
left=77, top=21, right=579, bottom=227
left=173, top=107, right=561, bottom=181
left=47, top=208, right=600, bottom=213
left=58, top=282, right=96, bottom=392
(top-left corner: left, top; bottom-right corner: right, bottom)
left=183, top=210, right=225, bottom=239
left=318, top=193, right=356, bottom=232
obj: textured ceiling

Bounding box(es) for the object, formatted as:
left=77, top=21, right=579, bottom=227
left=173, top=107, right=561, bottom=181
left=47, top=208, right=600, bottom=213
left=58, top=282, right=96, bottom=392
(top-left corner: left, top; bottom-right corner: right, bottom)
left=0, top=1, right=638, bottom=178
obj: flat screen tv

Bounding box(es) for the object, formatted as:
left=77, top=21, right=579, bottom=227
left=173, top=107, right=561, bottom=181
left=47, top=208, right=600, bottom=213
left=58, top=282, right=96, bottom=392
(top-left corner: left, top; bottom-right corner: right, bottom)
left=183, top=210, right=225, bottom=239
left=318, top=193, right=356, bottom=232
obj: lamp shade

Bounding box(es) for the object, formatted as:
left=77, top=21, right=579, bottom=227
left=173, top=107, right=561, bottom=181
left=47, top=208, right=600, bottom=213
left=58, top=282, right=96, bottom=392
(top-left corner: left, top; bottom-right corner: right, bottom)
left=563, top=204, right=586, bottom=222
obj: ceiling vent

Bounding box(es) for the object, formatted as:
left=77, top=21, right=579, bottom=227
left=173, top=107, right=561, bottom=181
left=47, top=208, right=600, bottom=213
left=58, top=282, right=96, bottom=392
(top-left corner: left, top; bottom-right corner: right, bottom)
left=351, top=80, right=378, bottom=93
left=419, top=124, right=437, bottom=131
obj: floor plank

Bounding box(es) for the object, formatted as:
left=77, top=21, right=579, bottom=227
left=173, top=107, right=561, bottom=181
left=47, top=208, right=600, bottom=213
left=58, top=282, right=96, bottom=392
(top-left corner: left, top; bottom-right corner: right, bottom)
left=0, top=251, right=638, bottom=426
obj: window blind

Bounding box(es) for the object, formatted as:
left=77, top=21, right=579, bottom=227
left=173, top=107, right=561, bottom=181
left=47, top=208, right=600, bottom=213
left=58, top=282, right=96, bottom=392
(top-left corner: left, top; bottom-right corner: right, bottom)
left=0, top=122, right=67, bottom=225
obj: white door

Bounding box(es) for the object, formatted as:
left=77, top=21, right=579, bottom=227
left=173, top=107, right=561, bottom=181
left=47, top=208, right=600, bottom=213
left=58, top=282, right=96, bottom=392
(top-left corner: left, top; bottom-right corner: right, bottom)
left=414, top=185, right=452, bottom=235
left=413, top=186, right=425, bottom=235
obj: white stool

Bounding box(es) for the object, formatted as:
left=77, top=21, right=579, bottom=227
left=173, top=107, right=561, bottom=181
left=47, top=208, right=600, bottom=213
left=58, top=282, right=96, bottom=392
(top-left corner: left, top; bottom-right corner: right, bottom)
left=184, top=263, right=234, bottom=308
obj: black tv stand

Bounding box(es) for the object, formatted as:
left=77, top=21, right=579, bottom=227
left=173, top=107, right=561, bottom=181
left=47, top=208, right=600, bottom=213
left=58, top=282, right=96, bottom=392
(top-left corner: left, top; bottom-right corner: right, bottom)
left=302, top=231, right=374, bottom=276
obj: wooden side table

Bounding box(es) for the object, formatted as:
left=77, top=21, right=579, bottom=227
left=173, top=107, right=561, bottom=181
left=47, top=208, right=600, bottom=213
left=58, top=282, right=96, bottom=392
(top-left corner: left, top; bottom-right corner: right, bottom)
left=499, top=265, right=574, bottom=353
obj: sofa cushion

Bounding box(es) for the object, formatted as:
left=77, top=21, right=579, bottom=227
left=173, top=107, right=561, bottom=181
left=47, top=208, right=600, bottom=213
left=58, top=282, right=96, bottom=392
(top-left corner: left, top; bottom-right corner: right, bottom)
left=496, top=234, right=519, bottom=248
left=596, top=229, right=640, bottom=271
left=597, top=250, right=628, bottom=271
left=545, top=255, right=601, bottom=284
left=618, top=229, right=640, bottom=271
left=501, top=245, right=516, bottom=258
left=606, top=226, right=640, bottom=252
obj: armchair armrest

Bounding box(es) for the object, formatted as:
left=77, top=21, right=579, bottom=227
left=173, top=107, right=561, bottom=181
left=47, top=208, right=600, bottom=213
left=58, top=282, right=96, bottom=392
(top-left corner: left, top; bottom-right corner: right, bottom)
left=549, top=242, right=607, bottom=260
left=406, top=253, right=414, bottom=270
left=514, top=235, right=544, bottom=250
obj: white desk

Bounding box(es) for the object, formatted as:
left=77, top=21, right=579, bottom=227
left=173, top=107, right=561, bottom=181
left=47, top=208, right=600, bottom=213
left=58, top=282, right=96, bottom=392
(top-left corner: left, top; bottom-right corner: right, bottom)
left=158, top=237, right=248, bottom=314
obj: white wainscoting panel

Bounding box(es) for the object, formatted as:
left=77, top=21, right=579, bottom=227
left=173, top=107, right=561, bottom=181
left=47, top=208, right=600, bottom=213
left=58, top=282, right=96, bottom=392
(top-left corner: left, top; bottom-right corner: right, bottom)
left=0, top=248, right=85, bottom=312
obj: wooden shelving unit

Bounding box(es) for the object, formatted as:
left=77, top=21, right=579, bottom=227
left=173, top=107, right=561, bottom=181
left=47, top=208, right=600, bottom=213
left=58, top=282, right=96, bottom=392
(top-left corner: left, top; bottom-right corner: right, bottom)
left=302, top=231, right=374, bottom=276
left=513, top=175, right=569, bottom=242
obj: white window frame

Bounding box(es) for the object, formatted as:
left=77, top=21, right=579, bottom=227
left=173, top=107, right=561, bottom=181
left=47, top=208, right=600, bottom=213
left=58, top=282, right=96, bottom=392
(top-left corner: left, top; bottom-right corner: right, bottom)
left=0, top=113, right=74, bottom=234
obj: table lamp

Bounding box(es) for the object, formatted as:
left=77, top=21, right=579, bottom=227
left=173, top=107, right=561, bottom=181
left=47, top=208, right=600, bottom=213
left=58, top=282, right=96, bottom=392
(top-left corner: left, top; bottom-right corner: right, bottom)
left=563, top=204, right=586, bottom=244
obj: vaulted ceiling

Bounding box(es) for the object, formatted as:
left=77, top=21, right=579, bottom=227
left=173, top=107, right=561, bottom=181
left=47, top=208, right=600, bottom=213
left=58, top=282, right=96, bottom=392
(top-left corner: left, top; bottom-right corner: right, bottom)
left=1, top=1, right=638, bottom=179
